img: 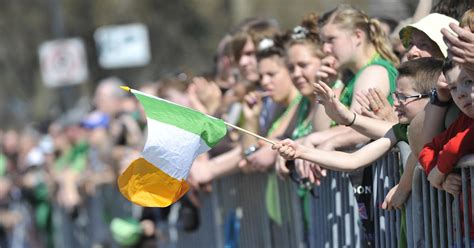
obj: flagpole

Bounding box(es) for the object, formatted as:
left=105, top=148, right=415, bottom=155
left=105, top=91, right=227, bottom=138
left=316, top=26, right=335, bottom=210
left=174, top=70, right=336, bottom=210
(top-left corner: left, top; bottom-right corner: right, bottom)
left=120, top=86, right=277, bottom=146
left=223, top=121, right=276, bottom=145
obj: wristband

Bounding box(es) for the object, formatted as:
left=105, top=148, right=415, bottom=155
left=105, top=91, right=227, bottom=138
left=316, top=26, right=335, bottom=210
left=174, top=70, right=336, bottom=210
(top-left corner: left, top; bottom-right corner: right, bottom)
left=345, top=112, right=356, bottom=127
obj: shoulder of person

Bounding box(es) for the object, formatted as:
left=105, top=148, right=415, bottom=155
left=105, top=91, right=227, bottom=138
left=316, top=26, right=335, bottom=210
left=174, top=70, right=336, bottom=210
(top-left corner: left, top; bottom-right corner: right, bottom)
left=354, top=65, right=390, bottom=87
left=359, top=64, right=390, bottom=78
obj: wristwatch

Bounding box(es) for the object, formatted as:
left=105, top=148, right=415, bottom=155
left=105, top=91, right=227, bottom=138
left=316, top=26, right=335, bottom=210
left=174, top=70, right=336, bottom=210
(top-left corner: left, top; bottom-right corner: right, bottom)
left=429, top=88, right=451, bottom=107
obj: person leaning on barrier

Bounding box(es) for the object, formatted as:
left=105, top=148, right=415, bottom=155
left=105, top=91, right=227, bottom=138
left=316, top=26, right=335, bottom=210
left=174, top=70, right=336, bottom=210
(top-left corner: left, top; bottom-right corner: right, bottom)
left=273, top=57, right=443, bottom=248
left=420, top=58, right=474, bottom=190
left=418, top=9, right=474, bottom=191
left=418, top=58, right=474, bottom=242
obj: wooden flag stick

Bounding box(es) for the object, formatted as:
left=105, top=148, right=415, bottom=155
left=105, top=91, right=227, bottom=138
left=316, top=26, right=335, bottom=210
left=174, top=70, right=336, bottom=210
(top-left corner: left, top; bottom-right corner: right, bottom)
left=224, top=121, right=276, bottom=145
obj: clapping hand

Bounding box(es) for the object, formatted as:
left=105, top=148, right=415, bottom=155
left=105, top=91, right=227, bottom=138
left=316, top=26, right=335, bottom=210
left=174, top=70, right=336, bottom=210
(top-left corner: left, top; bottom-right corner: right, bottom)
left=355, top=88, right=397, bottom=122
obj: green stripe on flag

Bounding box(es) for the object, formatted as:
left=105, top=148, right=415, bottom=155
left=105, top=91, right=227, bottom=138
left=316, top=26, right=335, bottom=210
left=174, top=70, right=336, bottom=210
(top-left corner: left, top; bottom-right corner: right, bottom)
left=134, top=91, right=227, bottom=148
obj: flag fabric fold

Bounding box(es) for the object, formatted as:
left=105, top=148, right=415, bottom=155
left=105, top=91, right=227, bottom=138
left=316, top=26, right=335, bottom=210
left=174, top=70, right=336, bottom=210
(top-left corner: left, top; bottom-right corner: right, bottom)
left=118, top=88, right=227, bottom=207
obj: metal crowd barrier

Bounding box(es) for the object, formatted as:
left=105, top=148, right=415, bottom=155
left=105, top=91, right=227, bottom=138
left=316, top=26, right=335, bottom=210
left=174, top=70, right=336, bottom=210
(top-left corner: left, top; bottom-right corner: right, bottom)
left=372, top=142, right=410, bottom=248
left=158, top=144, right=474, bottom=248
left=309, top=168, right=362, bottom=248
left=309, top=142, right=411, bottom=248
left=213, top=172, right=306, bottom=248
left=160, top=172, right=306, bottom=248
left=412, top=154, right=474, bottom=248
left=158, top=191, right=221, bottom=248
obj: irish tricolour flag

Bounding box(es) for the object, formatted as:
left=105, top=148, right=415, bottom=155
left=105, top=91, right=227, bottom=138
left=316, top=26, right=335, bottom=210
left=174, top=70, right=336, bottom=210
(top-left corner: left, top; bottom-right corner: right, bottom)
left=118, top=87, right=227, bottom=207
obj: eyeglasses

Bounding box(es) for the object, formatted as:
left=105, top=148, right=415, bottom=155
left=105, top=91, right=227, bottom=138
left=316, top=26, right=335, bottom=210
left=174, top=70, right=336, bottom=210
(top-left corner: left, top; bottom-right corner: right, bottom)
left=393, top=92, right=429, bottom=103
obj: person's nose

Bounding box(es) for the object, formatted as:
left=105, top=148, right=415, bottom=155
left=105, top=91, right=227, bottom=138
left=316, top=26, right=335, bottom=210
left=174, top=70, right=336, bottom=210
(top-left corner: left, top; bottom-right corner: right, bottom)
left=261, top=75, right=271, bottom=87
left=406, top=45, right=421, bottom=60
left=322, top=43, right=332, bottom=55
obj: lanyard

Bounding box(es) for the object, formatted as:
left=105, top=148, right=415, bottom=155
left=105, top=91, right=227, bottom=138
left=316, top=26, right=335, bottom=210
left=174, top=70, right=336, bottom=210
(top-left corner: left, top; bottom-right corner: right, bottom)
left=267, top=93, right=302, bottom=136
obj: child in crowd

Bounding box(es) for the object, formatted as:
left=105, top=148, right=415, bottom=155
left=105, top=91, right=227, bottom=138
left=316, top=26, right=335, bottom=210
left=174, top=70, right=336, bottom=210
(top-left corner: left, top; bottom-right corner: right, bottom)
left=418, top=10, right=474, bottom=242
left=419, top=58, right=474, bottom=243
left=421, top=9, right=474, bottom=190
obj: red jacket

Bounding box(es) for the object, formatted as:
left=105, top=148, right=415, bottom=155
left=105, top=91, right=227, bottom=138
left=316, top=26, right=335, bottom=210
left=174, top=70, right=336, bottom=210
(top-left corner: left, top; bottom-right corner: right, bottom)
left=419, top=113, right=474, bottom=175
left=419, top=113, right=474, bottom=238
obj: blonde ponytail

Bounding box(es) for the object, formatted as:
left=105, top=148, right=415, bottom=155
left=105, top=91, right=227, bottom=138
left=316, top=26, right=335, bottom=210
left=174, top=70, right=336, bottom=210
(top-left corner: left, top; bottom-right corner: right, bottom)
left=320, top=5, right=399, bottom=66
left=368, top=18, right=399, bottom=66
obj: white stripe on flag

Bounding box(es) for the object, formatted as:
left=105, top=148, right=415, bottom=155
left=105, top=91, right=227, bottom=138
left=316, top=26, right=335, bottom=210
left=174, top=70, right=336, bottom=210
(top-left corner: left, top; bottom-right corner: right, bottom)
left=142, top=117, right=211, bottom=180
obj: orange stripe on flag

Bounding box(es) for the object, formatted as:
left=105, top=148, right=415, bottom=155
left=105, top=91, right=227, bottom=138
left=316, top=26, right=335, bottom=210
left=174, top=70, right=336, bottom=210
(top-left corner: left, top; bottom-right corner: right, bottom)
left=117, top=158, right=189, bottom=207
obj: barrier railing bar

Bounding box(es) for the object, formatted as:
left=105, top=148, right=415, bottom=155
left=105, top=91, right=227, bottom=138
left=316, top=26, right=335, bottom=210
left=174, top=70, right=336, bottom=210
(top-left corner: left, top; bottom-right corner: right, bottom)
left=342, top=174, right=349, bottom=247
left=336, top=173, right=343, bottom=247
left=378, top=162, right=387, bottom=248
left=389, top=155, right=398, bottom=248
left=331, top=175, right=338, bottom=248
left=373, top=163, right=380, bottom=248
left=446, top=192, right=454, bottom=247
left=438, top=189, right=447, bottom=248
left=410, top=167, right=422, bottom=247
left=384, top=161, right=392, bottom=248
left=430, top=186, right=440, bottom=248
left=471, top=167, right=474, bottom=236
left=461, top=168, right=470, bottom=248
left=454, top=194, right=462, bottom=247
left=421, top=171, right=431, bottom=248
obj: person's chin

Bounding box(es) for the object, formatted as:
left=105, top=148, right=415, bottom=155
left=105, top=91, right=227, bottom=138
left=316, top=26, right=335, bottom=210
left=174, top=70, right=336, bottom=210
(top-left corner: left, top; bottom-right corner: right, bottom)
left=244, top=71, right=259, bottom=82
left=463, top=107, right=474, bottom=119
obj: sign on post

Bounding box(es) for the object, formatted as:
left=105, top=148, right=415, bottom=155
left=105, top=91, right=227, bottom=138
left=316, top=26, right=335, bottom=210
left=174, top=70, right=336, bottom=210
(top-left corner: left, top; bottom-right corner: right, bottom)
left=94, top=23, right=151, bottom=69
left=38, top=38, right=89, bottom=88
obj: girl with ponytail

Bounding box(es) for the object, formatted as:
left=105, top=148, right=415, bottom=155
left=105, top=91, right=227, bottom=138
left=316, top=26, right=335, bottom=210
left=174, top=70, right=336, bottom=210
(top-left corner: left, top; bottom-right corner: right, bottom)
left=301, top=4, right=400, bottom=151
left=291, top=5, right=400, bottom=246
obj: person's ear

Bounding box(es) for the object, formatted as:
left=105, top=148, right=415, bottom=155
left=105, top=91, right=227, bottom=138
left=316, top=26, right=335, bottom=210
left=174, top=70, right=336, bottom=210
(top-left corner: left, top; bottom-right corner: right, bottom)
left=353, top=29, right=365, bottom=46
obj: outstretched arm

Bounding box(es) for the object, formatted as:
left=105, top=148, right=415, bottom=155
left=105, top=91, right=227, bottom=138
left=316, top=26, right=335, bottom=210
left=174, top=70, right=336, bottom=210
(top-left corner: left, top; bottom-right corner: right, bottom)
left=273, top=129, right=397, bottom=172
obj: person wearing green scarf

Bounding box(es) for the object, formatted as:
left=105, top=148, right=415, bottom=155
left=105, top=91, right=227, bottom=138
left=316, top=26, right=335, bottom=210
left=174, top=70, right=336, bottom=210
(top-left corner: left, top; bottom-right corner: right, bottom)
left=239, top=34, right=303, bottom=225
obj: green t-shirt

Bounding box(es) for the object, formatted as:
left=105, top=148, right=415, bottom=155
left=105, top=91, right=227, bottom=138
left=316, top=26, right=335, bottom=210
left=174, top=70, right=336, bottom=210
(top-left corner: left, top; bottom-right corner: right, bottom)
left=339, top=55, right=398, bottom=108
left=392, top=123, right=409, bottom=143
